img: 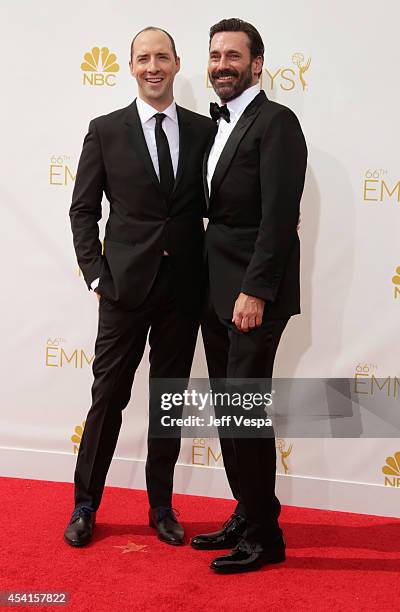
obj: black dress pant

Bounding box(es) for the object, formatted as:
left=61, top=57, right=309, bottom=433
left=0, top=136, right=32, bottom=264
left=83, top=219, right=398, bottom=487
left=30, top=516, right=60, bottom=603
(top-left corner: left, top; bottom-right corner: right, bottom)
left=74, top=258, right=199, bottom=511
left=201, top=295, right=288, bottom=545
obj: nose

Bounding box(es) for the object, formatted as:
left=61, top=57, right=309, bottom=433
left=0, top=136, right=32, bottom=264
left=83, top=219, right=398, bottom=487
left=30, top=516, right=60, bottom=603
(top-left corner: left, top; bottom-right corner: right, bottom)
left=215, top=55, right=230, bottom=72
left=147, top=57, right=160, bottom=73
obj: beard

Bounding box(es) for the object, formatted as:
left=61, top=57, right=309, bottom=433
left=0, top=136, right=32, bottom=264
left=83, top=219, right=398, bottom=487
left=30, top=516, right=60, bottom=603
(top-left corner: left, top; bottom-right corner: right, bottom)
left=209, top=63, right=253, bottom=103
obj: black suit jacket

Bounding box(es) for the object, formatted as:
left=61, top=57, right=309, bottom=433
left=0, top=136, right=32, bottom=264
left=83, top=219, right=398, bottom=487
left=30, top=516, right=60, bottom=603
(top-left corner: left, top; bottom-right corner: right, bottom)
left=69, top=100, right=215, bottom=311
left=204, top=91, right=307, bottom=319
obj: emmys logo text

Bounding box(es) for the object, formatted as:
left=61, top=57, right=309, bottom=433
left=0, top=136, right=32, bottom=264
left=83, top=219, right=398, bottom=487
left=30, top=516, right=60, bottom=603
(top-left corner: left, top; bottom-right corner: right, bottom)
left=45, top=338, right=94, bottom=369
left=49, top=156, right=75, bottom=186
left=192, top=439, right=222, bottom=467
left=363, top=169, right=400, bottom=203
left=264, top=53, right=311, bottom=91
left=354, top=363, right=400, bottom=398
left=206, top=52, right=311, bottom=93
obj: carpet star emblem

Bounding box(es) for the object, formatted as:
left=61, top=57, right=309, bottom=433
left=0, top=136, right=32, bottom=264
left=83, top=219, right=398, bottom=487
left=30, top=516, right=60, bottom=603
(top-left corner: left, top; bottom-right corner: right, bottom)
left=114, top=541, right=147, bottom=553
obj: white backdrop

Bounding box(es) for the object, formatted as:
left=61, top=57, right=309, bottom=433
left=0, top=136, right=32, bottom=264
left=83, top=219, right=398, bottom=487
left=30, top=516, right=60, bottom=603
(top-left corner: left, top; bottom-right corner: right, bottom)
left=1, top=0, right=400, bottom=517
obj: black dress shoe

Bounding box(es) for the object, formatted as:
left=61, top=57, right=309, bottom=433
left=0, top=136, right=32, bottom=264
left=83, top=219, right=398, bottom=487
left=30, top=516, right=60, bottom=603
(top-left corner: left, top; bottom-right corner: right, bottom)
left=191, top=513, right=247, bottom=550
left=210, top=536, right=286, bottom=574
left=64, top=507, right=96, bottom=547
left=149, top=507, right=184, bottom=546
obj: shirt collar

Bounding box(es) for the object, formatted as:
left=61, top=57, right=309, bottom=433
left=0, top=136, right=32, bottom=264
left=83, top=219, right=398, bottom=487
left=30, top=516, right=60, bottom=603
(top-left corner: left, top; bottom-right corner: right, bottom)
left=136, top=96, right=178, bottom=125
left=226, top=84, right=260, bottom=120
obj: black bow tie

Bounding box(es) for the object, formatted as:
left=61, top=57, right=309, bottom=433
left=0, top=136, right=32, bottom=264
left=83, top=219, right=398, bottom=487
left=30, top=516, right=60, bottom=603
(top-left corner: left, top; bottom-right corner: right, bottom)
left=210, top=102, right=230, bottom=123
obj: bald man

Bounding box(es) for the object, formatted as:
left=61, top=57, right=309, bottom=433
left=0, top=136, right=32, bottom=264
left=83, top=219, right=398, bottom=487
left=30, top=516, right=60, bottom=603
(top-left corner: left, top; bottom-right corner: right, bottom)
left=65, top=27, right=215, bottom=548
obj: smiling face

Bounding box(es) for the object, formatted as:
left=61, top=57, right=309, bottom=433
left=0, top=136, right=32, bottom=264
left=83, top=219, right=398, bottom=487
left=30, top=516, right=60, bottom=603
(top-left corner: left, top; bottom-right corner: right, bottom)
left=129, top=29, right=180, bottom=110
left=208, top=31, right=263, bottom=103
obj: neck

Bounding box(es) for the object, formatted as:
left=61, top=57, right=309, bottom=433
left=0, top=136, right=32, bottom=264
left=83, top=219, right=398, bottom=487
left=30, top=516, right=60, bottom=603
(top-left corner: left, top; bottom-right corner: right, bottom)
left=219, top=81, right=259, bottom=106
left=139, top=93, right=174, bottom=112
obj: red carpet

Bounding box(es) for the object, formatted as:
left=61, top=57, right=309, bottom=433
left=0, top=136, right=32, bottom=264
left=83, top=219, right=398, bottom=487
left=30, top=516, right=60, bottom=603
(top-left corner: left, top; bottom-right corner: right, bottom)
left=0, top=476, right=399, bottom=611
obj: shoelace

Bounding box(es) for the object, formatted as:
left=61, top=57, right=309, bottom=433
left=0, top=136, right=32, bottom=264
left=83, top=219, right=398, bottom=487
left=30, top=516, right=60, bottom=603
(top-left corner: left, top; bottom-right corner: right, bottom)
left=72, top=506, right=94, bottom=520
left=156, top=507, right=180, bottom=522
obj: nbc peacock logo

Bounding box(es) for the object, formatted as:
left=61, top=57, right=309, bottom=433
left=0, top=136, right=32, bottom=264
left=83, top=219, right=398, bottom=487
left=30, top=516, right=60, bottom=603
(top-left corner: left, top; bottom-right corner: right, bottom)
left=392, top=266, right=400, bottom=299
left=71, top=421, right=86, bottom=454
left=382, top=452, right=400, bottom=488
left=81, top=46, right=120, bottom=87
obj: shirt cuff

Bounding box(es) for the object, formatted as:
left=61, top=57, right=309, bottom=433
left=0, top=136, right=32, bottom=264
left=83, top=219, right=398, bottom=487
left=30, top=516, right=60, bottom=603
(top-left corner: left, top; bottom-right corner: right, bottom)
left=91, top=277, right=100, bottom=291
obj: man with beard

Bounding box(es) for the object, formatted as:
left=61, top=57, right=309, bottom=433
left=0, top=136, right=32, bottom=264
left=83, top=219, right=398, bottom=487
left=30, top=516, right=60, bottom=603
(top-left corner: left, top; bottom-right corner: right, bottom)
left=191, top=19, right=307, bottom=573
left=64, top=27, right=214, bottom=548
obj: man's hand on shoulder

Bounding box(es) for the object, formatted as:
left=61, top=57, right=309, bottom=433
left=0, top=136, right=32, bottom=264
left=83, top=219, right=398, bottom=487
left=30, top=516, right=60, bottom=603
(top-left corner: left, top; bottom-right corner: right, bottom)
left=232, top=293, right=265, bottom=333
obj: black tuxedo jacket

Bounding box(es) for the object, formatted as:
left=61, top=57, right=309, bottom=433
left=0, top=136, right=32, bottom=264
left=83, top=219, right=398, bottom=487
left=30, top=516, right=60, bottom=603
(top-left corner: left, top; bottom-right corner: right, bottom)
left=204, top=91, right=307, bottom=319
left=70, top=100, right=214, bottom=311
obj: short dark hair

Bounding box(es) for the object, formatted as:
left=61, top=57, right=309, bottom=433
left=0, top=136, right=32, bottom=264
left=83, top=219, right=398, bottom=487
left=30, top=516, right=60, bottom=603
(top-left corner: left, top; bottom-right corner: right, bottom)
left=209, top=18, right=264, bottom=76
left=130, top=27, right=177, bottom=61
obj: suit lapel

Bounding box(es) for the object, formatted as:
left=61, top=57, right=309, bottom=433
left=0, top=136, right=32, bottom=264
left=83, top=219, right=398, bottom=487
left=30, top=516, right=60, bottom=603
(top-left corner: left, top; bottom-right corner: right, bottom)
left=173, top=106, right=191, bottom=196
left=210, top=91, right=267, bottom=198
left=203, top=136, right=215, bottom=209
left=123, top=100, right=163, bottom=195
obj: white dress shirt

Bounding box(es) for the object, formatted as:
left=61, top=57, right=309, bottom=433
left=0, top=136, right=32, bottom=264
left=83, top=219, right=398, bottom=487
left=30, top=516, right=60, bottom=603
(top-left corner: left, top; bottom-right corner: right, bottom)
left=91, top=96, right=179, bottom=290
left=136, top=96, right=179, bottom=179
left=207, top=84, right=260, bottom=195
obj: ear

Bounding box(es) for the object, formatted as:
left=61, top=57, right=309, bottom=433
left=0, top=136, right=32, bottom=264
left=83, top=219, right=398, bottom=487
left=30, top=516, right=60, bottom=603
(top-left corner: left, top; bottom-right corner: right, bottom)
left=253, top=56, right=263, bottom=78
left=175, top=55, right=181, bottom=74
left=129, top=60, right=135, bottom=77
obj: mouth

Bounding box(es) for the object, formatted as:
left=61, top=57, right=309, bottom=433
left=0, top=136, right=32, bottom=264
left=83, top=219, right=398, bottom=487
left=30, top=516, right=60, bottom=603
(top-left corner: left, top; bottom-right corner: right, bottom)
left=145, top=77, right=164, bottom=85
left=212, top=75, right=236, bottom=85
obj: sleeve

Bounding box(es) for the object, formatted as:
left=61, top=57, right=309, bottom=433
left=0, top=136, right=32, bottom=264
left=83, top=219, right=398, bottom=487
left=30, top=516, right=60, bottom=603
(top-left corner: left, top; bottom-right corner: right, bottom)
left=240, top=108, right=307, bottom=302
left=90, top=277, right=100, bottom=291
left=69, top=120, right=105, bottom=289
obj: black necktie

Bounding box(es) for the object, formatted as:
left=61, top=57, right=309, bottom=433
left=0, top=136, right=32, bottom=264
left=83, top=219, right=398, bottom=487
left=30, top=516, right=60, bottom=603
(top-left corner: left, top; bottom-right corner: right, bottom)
left=209, top=102, right=230, bottom=123
left=154, top=113, right=174, bottom=199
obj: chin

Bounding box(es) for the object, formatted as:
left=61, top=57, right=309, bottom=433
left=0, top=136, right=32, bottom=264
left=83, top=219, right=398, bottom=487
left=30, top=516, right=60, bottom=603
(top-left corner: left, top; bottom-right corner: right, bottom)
left=214, top=85, right=234, bottom=99
left=145, top=89, right=164, bottom=100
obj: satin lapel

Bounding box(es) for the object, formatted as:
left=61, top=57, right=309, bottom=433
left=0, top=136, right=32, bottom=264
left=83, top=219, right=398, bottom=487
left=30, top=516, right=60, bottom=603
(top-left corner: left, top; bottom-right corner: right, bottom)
left=210, top=91, right=266, bottom=198
left=172, top=106, right=190, bottom=196
left=203, top=135, right=215, bottom=209
left=123, top=100, right=163, bottom=195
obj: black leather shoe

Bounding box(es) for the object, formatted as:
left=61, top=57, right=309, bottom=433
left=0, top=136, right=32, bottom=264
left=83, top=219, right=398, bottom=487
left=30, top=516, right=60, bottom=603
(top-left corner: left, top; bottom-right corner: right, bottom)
left=210, top=536, right=286, bottom=573
left=191, top=513, right=247, bottom=550
left=64, top=507, right=96, bottom=547
left=149, top=507, right=184, bottom=546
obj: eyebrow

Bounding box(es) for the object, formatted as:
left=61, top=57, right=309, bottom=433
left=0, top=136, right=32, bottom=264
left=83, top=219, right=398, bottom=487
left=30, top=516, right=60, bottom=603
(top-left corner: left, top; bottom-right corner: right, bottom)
left=210, top=49, right=242, bottom=55
left=136, top=51, right=171, bottom=59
